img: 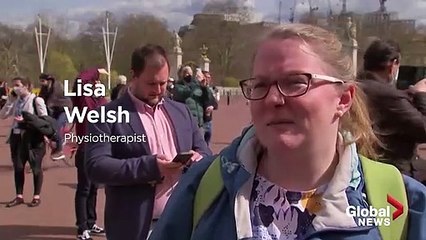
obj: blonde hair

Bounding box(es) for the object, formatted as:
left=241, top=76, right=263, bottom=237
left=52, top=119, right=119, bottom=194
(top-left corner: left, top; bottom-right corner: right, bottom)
left=258, top=23, right=380, bottom=159
left=118, top=75, right=127, bottom=84
left=182, top=66, right=193, bottom=75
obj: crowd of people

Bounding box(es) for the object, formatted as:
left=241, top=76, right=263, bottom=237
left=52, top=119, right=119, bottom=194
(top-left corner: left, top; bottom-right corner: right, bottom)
left=1, top=23, right=425, bottom=240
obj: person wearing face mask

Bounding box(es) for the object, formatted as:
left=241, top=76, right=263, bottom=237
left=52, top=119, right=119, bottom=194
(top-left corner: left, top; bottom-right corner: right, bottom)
left=172, top=66, right=215, bottom=134
left=358, top=39, right=426, bottom=184
left=0, top=77, right=49, bottom=208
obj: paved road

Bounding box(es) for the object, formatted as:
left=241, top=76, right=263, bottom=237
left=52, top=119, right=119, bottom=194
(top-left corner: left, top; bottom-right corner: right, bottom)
left=0, top=96, right=251, bottom=240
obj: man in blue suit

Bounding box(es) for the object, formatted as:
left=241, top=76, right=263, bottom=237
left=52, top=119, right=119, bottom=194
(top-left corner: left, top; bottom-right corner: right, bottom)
left=85, top=44, right=212, bottom=240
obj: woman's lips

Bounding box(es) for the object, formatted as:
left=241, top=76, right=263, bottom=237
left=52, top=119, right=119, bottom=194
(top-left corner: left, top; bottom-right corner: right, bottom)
left=267, top=120, right=295, bottom=126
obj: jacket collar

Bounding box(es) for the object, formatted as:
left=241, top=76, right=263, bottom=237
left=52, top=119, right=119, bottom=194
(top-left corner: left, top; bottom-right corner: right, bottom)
left=217, top=126, right=371, bottom=239
left=119, top=92, right=186, bottom=154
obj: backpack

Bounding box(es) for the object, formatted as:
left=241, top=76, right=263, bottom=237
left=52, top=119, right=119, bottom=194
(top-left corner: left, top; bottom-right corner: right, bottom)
left=193, top=155, right=409, bottom=240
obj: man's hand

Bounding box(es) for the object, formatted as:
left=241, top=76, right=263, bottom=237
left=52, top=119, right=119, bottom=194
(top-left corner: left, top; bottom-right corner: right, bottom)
left=205, top=106, right=214, bottom=117
left=156, top=154, right=183, bottom=178
left=409, top=78, right=426, bottom=93
left=189, top=150, right=203, bottom=162
left=205, top=106, right=214, bottom=113
left=14, top=115, right=23, bottom=122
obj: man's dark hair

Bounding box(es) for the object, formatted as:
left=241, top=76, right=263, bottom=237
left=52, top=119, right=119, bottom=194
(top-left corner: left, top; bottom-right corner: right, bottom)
left=202, top=70, right=210, bottom=75
left=363, top=39, right=401, bottom=72
left=131, top=44, right=170, bottom=77
left=39, top=73, right=55, bottom=81
left=12, top=76, right=32, bottom=90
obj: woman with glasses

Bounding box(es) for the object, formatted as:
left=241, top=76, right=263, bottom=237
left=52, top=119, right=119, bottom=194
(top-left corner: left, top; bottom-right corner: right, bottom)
left=149, top=24, right=426, bottom=240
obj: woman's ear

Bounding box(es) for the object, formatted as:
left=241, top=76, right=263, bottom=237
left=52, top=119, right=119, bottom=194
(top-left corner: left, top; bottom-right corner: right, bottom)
left=337, top=83, right=355, bottom=116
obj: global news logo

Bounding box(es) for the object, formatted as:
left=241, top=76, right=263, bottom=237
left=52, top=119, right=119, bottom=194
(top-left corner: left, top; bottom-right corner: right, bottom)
left=345, top=194, right=404, bottom=227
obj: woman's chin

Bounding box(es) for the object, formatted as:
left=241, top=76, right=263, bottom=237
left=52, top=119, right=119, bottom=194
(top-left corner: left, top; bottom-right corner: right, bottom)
left=267, top=133, right=305, bottom=150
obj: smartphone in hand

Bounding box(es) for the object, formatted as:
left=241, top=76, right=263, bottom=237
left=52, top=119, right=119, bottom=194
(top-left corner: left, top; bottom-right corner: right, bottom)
left=172, top=152, right=193, bottom=164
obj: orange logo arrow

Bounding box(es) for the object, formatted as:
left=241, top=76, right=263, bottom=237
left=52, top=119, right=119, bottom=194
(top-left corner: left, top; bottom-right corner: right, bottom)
left=387, top=194, right=403, bottom=220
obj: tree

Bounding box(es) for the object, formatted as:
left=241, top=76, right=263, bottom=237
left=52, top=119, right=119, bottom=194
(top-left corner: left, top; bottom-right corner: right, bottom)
left=181, top=15, right=257, bottom=84
left=217, top=22, right=243, bottom=78
left=222, top=76, right=239, bottom=87
left=46, top=50, right=77, bottom=81
left=113, top=14, right=173, bottom=76
left=70, top=12, right=118, bottom=70
left=51, top=15, right=74, bottom=39
left=0, top=33, right=18, bottom=78
left=0, top=24, right=38, bottom=80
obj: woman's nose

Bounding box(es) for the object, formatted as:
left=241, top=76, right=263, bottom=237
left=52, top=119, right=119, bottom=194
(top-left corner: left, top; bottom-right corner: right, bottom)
left=264, top=84, right=285, bottom=105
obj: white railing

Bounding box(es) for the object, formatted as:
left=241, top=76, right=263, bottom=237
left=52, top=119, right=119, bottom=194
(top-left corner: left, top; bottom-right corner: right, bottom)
left=216, top=87, right=243, bottom=96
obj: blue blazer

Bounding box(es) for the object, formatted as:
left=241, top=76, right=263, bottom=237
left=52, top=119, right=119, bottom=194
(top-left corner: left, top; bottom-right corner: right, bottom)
left=85, top=92, right=212, bottom=240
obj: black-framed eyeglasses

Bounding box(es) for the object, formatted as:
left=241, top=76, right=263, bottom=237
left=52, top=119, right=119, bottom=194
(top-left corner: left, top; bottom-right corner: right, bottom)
left=239, top=73, right=344, bottom=101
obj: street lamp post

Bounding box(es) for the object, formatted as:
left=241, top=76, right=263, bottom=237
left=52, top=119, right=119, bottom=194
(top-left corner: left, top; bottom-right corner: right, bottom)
left=34, top=14, right=51, bottom=73
left=102, top=11, right=118, bottom=90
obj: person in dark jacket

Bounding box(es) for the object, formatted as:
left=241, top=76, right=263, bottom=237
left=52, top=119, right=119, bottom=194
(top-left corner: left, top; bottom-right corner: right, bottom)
left=0, top=77, right=49, bottom=208
left=0, top=80, right=9, bottom=109
left=21, top=111, right=56, bottom=137
left=172, top=66, right=215, bottom=133
left=71, top=68, right=107, bottom=240
left=358, top=39, right=426, bottom=183
left=201, top=71, right=218, bottom=145
left=39, top=73, right=72, bottom=161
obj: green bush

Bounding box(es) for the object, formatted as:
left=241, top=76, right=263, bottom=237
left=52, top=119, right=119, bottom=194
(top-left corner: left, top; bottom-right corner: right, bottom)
left=222, top=76, right=239, bottom=87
